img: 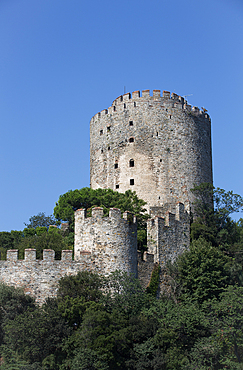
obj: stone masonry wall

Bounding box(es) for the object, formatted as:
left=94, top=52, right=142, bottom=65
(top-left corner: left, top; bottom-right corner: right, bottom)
left=137, top=251, right=156, bottom=289
left=0, top=249, right=95, bottom=305
left=90, top=89, right=213, bottom=212
left=74, top=207, right=137, bottom=277
left=147, top=202, right=190, bottom=268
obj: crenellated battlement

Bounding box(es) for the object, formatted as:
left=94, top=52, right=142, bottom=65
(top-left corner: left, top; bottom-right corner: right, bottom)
left=91, top=89, right=210, bottom=122
left=74, top=207, right=137, bottom=276
left=75, top=207, right=136, bottom=223
left=0, top=248, right=94, bottom=305
left=6, top=248, right=73, bottom=261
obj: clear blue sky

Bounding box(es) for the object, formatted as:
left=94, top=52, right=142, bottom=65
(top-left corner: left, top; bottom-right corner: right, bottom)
left=1, top=0, right=243, bottom=231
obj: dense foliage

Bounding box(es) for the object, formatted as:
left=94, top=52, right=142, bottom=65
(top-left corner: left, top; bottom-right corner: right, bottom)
left=54, top=187, right=148, bottom=227
left=0, top=184, right=243, bottom=369
left=24, top=212, right=60, bottom=229
left=0, top=227, right=71, bottom=260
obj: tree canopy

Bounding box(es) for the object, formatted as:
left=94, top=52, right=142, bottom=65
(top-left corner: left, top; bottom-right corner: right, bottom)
left=54, top=187, right=149, bottom=250
left=24, top=212, right=60, bottom=229
left=54, top=187, right=148, bottom=229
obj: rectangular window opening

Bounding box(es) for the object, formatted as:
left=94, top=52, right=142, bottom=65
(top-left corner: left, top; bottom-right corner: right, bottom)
left=129, top=121, right=133, bottom=126
left=129, top=159, right=134, bottom=167
left=116, top=184, right=119, bottom=189
left=130, top=179, right=134, bottom=186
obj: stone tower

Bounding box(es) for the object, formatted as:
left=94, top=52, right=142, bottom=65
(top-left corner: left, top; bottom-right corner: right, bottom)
left=74, top=207, right=137, bottom=277
left=90, top=89, right=212, bottom=211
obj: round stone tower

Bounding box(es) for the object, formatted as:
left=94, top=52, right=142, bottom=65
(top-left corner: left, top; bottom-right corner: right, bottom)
left=90, top=89, right=212, bottom=211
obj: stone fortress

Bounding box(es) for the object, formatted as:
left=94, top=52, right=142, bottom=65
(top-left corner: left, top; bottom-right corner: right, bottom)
left=0, top=89, right=212, bottom=304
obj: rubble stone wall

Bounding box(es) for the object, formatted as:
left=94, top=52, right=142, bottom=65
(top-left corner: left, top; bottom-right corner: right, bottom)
left=0, top=249, right=94, bottom=305
left=147, top=202, right=190, bottom=267
left=74, top=207, right=137, bottom=277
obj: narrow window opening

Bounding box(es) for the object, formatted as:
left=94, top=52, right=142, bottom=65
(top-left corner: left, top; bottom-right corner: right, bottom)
left=134, top=102, right=136, bottom=107
left=114, top=163, right=118, bottom=169
left=130, top=179, right=134, bottom=185
left=113, top=106, right=116, bottom=111
left=124, top=103, right=126, bottom=109
left=107, top=126, right=111, bottom=132
left=160, top=159, right=162, bottom=162
left=159, top=196, right=160, bottom=199
left=170, top=115, right=172, bottom=119
left=129, top=159, right=134, bottom=167
left=156, top=132, right=158, bottom=136
left=108, top=146, right=111, bottom=150
left=116, top=184, right=119, bottom=189
left=129, top=121, right=133, bottom=126
left=129, top=137, right=134, bottom=143
left=100, top=129, right=103, bottom=135
left=101, top=149, right=103, bottom=153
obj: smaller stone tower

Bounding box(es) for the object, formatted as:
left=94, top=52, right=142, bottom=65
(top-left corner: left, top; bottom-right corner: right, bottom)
left=147, top=202, right=190, bottom=267
left=74, top=207, right=137, bottom=276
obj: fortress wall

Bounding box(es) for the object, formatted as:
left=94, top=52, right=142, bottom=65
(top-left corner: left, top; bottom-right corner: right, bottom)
left=0, top=249, right=94, bottom=305
left=147, top=203, right=190, bottom=267
left=90, top=89, right=212, bottom=211
left=0, top=203, right=189, bottom=304
left=74, top=207, right=137, bottom=277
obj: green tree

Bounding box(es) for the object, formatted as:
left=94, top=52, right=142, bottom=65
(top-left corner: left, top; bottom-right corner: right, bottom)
left=2, top=299, right=71, bottom=369
left=142, top=297, right=212, bottom=369
left=191, top=183, right=243, bottom=245
left=209, top=286, right=243, bottom=366
left=57, top=271, right=105, bottom=301
left=54, top=188, right=148, bottom=232
left=17, top=231, right=69, bottom=260
left=24, top=212, right=60, bottom=229
left=0, top=283, right=35, bottom=348
left=176, top=238, right=232, bottom=303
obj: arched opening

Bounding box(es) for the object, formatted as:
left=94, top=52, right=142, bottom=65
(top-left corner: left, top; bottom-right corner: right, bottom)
left=129, top=159, right=134, bottom=167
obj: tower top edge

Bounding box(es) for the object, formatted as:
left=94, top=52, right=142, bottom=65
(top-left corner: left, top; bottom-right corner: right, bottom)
left=90, top=89, right=210, bottom=122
